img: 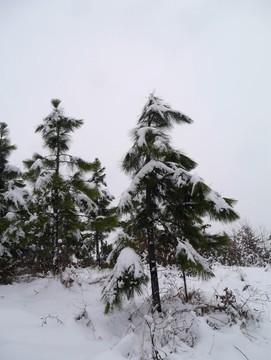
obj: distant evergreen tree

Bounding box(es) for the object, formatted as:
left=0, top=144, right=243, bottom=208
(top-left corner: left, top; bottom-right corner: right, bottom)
left=208, top=223, right=271, bottom=267
left=0, top=123, right=29, bottom=283
left=83, top=158, right=118, bottom=267
left=24, top=99, right=98, bottom=274
left=118, top=94, right=238, bottom=311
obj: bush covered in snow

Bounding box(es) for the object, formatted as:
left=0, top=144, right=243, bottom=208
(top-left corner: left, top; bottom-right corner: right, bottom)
left=102, top=247, right=148, bottom=313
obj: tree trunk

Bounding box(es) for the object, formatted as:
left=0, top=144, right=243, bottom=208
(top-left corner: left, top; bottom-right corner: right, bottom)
left=147, top=225, right=162, bottom=313
left=52, top=212, right=60, bottom=274
left=0, top=168, right=5, bottom=216
left=182, top=269, right=188, bottom=302
left=146, top=186, right=162, bottom=313
left=52, top=123, right=61, bottom=274
left=0, top=168, right=4, bottom=192
left=95, top=231, right=101, bottom=268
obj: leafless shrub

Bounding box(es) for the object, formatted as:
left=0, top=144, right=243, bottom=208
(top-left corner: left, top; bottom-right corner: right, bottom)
left=41, top=314, right=63, bottom=326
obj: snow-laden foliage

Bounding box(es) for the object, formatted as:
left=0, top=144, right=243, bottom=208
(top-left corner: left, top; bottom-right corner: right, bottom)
left=102, top=247, right=148, bottom=313
left=106, top=229, right=137, bottom=263
left=23, top=100, right=100, bottom=274
left=116, top=93, right=239, bottom=312
left=119, top=160, right=175, bottom=209
left=138, top=93, right=193, bottom=128
left=3, top=180, right=27, bottom=208
left=82, top=158, right=118, bottom=268
left=176, top=239, right=213, bottom=277
left=0, top=123, right=29, bottom=283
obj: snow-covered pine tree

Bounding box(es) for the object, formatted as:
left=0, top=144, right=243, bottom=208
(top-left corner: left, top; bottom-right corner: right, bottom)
left=83, top=158, right=118, bottom=267
left=0, top=123, right=29, bottom=283
left=102, top=246, right=148, bottom=314
left=119, top=94, right=239, bottom=311
left=24, top=99, right=98, bottom=274
left=119, top=94, right=196, bottom=312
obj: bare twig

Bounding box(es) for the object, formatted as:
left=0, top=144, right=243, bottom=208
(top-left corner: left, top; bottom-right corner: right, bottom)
left=41, top=314, right=63, bottom=326
left=234, top=345, right=250, bottom=360
left=208, top=334, right=215, bottom=355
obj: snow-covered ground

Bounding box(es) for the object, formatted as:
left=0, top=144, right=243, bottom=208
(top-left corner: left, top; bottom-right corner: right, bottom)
left=0, top=265, right=270, bottom=360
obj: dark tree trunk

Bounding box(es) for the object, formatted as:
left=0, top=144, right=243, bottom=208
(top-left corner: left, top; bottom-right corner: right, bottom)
left=182, top=269, right=188, bottom=302
left=95, top=231, right=101, bottom=268
left=52, top=211, right=60, bottom=274
left=52, top=123, right=61, bottom=274
left=0, top=168, right=4, bottom=192
left=0, top=168, right=5, bottom=216
left=147, top=224, right=162, bottom=313
left=146, top=185, right=162, bottom=313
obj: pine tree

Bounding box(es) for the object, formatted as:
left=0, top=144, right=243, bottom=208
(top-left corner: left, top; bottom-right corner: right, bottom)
left=83, top=158, right=118, bottom=267
left=119, top=94, right=194, bottom=312
left=102, top=246, right=148, bottom=313
left=119, top=94, right=239, bottom=311
left=24, top=99, right=98, bottom=274
left=210, top=223, right=271, bottom=267
left=0, top=123, right=29, bottom=283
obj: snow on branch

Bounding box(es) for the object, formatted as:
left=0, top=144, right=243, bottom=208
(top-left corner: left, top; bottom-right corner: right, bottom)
left=176, top=239, right=211, bottom=273
left=4, top=184, right=26, bottom=208
left=189, top=173, right=204, bottom=195
left=4, top=164, right=22, bottom=176
left=35, top=171, right=52, bottom=190
left=206, top=190, right=231, bottom=212
left=45, top=107, right=63, bottom=122
left=135, top=127, right=154, bottom=147
left=30, top=158, right=44, bottom=171
left=119, top=160, right=174, bottom=209
left=102, top=247, right=147, bottom=312
left=141, top=94, right=193, bottom=125
left=132, top=126, right=169, bottom=153
left=110, top=247, right=145, bottom=280
left=74, top=192, right=96, bottom=211
left=171, top=166, right=190, bottom=187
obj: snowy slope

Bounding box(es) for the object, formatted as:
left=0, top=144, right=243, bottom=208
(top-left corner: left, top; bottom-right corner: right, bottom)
left=0, top=265, right=270, bottom=360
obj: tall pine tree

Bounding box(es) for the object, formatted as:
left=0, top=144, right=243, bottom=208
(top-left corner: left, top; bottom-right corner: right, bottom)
left=118, top=94, right=238, bottom=312
left=24, top=99, right=98, bottom=274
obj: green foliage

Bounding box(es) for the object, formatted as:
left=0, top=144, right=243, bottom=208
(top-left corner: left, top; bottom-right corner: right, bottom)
left=23, top=100, right=99, bottom=273
left=0, top=123, right=16, bottom=176
left=102, top=247, right=148, bottom=313
left=0, top=123, right=30, bottom=283
left=84, top=158, right=118, bottom=267
left=103, top=269, right=148, bottom=314
left=0, top=94, right=240, bottom=293
left=117, top=93, right=239, bottom=310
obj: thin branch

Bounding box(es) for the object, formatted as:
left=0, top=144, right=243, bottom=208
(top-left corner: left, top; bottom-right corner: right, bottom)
left=234, top=345, right=250, bottom=360
left=208, top=334, right=215, bottom=355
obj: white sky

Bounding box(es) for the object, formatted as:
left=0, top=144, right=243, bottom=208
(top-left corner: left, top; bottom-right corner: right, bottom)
left=1, top=0, right=270, bottom=230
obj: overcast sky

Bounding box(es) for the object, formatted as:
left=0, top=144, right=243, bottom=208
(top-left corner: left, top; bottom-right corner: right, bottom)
left=1, top=0, right=270, bottom=231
